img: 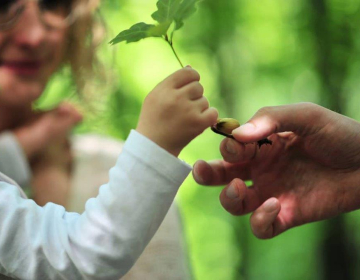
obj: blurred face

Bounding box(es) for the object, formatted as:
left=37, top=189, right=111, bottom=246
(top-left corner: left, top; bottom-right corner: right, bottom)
left=0, top=0, right=73, bottom=106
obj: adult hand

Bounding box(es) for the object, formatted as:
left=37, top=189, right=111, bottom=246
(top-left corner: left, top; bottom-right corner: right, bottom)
left=193, top=103, right=360, bottom=239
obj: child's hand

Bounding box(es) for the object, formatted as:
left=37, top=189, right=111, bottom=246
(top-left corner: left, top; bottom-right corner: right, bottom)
left=136, top=67, right=218, bottom=157
left=14, top=102, right=82, bottom=159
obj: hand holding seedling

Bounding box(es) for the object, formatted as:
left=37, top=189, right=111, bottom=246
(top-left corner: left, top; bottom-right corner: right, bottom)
left=137, top=67, right=218, bottom=157
left=193, top=103, right=360, bottom=238
left=112, top=0, right=263, bottom=147
left=111, top=1, right=218, bottom=156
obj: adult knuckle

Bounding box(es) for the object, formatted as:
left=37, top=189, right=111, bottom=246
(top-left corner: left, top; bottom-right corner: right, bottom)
left=221, top=200, right=242, bottom=215
left=220, top=147, right=240, bottom=163
left=299, top=102, right=324, bottom=120
left=257, top=106, right=273, bottom=115
left=252, top=230, right=267, bottom=240
left=300, top=101, right=316, bottom=109
left=251, top=213, right=267, bottom=230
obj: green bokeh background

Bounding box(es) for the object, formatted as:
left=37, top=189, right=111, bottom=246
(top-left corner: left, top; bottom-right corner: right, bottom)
left=37, top=0, right=360, bottom=279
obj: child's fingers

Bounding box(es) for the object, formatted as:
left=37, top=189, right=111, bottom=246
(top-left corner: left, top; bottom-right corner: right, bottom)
left=193, top=96, right=210, bottom=112
left=181, top=81, right=204, bottom=100
left=57, top=102, right=83, bottom=124
left=167, top=67, right=200, bottom=88
left=201, top=107, right=218, bottom=127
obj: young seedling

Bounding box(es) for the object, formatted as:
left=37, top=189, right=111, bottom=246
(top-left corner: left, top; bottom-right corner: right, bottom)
left=110, top=0, right=202, bottom=67
left=110, top=0, right=272, bottom=148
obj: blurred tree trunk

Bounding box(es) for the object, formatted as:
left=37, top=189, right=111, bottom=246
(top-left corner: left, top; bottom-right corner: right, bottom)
left=198, top=1, right=249, bottom=279
left=309, top=0, right=356, bottom=279
left=309, top=0, right=352, bottom=112
left=200, top=1, right=242, bottom=118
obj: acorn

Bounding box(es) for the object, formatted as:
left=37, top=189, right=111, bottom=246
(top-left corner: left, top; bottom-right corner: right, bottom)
left=211, top=118, right=240, bottom=138
left=211, top=118, right=272, bottom=148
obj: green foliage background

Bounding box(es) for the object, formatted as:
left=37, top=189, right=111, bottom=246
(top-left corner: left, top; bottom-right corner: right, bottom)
left=38, top=0, right=360, bottom=279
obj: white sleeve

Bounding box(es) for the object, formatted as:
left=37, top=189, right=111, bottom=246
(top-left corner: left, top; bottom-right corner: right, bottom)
left=0, top=132, right=31, bottom=188
left=0, top=130, right=191, bottom=280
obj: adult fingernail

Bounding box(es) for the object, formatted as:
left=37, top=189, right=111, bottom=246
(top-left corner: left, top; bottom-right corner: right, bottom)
left=233, top=123, right=256, bottom=135
left=225, top=139, right=237, bottom=154
left=226, top=183, right=239, bottom=199
left=263, top=198, right=278, bottom=212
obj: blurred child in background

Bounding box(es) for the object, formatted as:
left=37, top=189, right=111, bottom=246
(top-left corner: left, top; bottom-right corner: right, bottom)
left=0, top=0, right=218, bottom=278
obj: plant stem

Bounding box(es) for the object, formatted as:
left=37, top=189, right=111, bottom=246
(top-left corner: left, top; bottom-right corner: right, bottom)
left=165, top=35, right=184, bottom=68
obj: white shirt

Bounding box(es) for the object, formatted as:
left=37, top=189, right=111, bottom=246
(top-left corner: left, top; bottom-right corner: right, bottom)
left=0, top=132, right=31, bottom=188
left=0, top=130, right=191, bottom=280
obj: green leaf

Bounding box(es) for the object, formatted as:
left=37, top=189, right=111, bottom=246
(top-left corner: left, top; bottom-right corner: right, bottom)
left=148, top=21, right=172, bottom=37
left=151, top=0, right=182, bottom=24
left=110, top=22, right=160, bottom=45
left=174, top=0, right=201, bottom=30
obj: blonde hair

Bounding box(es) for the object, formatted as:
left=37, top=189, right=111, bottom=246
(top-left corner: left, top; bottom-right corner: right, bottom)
left=65, top=0, right=105, bottom=96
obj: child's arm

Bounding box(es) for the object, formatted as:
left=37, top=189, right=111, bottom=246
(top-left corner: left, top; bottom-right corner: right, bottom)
left=0, top=131, right=190, bottom=280
left=0, top=132, right=31, bottom=187
left=0, top=68, right=217, bottom=280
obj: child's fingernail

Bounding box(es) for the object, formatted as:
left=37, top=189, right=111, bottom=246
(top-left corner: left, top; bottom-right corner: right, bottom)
left=226, top=183, right=239, bottom=199
left=263, top=198, right=278, bottom=212
left=233, top=123, right=256, bottom=135
left=225, top=139, right=237, bottom=155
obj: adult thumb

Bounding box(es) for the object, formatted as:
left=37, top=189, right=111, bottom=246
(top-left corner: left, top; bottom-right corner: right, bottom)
left=232, top=102, right=330, bottom=143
